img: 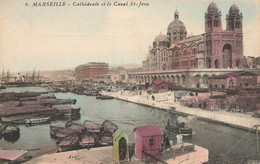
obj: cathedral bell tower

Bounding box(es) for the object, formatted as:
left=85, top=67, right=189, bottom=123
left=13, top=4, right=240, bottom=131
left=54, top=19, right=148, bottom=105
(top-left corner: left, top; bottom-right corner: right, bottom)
left=226, top=4, right=243, bottom=32
left=205, top=2, right=223, bottom=69
left=205, top=2, right=222, bottom=33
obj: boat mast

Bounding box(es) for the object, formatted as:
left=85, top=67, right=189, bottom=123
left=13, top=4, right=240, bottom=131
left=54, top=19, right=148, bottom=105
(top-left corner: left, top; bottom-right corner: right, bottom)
left=32, top=67, right=36, bottom=81
left=37, top=70, right=40, bottom=81
left=1, top=68, right=4, bottom=82
left=255, top=124, right=260, bottom=162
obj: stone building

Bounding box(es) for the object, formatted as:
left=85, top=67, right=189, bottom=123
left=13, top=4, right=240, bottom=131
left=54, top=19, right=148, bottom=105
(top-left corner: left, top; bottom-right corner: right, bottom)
left=142, top=2, right=244, bottom=71
left=208, top=71, right=257, bottom=90
left=75, top=62, right=109, bottom=80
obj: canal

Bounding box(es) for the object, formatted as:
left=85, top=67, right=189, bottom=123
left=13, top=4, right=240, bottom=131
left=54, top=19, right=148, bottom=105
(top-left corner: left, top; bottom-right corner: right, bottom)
left=0, top=87, right=258, bottom=163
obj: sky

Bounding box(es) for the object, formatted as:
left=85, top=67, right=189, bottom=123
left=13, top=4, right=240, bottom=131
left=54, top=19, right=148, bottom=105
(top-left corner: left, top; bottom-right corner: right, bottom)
left=0, top=0, right=259, bottom=72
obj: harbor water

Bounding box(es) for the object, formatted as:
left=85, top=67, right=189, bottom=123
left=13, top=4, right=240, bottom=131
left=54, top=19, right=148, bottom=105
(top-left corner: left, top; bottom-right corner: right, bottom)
left=0, top=87, right=258, bottom=163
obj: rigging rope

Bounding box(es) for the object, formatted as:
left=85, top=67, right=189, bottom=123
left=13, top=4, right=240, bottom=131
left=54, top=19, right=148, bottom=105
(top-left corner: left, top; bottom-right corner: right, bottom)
left=225, top=125, right=257, bottom=156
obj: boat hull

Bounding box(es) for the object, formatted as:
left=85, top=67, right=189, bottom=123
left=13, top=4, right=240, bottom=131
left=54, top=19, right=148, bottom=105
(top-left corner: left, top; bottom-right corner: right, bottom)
left=165, top=125, right=192, bottom=136
left=56, top=133, right=80, bottom=152
left=79, top=132, right=97, bottom=148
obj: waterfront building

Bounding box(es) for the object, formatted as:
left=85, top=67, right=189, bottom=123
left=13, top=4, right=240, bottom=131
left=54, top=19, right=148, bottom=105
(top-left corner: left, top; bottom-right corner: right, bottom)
left=151, top=80, right=170, bottom=92
left=208, top=71, right=257, bottom=90
left=143, top=2, right=244, bottom=71
left=75, top=62, right=109, bottom=80
left=130, top=2, right=260, bottom=89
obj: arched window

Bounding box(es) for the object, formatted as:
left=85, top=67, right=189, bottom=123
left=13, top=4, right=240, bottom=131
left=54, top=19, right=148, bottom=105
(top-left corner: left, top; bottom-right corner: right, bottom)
left=236, top=60, right=240, bottom=68
left=175, top=51, right=179, bottom=57
left=207, top=17, right=211, bottom=28
left=214, top=16, right=219, bottom=27
left=215, top=59, right=219, bottom=68
left=183, top=49, right=187, bottom=56
left=192, top=48, right=197, bottom=55
left=173, top=32, right=177, bottom=41
left=235, top=18, right=241, bottom=29
left=229, top=18, right=234, bottom=30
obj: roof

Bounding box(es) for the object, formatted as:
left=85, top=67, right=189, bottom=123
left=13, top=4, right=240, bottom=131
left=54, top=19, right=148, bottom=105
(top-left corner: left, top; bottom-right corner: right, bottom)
left=152, top=80, right=170, bottom=86
left=113, top=129, right=127, bottom=141
left=209, top=71, right=256, bottom=79
left=154, top=33, right=169, bottom=43
left=134, top=125, right=162, bottom=137
left=167, top=19, right=186, bottom=33
left=207, top=2, right=218, bottom=13
left=229, top=4, right=240, bottom=15
left=169, top=35, right=204, bottom=49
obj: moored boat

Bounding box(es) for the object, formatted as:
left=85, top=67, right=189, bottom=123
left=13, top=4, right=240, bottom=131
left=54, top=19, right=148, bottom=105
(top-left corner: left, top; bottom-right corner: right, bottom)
left=97, top=131, right=113, bottom=146
left=100, top=95, right=113, bottom=100
left=65, top=121, right=86, bottom=132
left=79, top=132, right=97, bottom=148
left=165, top=125, right=192, bottom=135
left=71, top=107, right=81, bottom=116
left=50, top=125, right=81, bottom=139
left=56, top=132, right=80, bottom=152
left=165, top=121, right=192, bottom=136
left=0, top=85, right=6, bottom=89
left=84, top=120, right=102, bottom=133
left=25, top=116, right=51, bottom=126
left=1, top=124, right=20, bottom=142
left=101, top=120, right=118, bottom=134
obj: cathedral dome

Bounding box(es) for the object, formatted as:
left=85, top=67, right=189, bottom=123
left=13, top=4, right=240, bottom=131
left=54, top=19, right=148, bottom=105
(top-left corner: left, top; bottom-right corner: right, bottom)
left=154, top=33, right=169, bottom=42
left=167, top=19, right=187, bottom=34
left=229, top=4, right=240, bottom=15
left=167, top=9, right=187, bottom=43
left=207, top=2, right=219, bottom=13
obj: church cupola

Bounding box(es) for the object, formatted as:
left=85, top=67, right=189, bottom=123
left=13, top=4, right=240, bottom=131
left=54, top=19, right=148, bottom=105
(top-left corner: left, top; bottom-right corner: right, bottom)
left=167, top=9, right=187, bottom=44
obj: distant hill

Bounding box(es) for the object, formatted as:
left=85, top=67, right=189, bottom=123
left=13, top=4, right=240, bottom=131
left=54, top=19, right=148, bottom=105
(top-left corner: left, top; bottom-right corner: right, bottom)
left=110, top=64, right=142, bottom=69
left=39, top=69, right=75, bottom=81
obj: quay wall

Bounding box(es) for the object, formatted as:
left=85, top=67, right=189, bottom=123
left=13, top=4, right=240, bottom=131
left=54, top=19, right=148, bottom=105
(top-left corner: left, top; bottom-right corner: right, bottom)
left=102, top=91, right=260, bottom=131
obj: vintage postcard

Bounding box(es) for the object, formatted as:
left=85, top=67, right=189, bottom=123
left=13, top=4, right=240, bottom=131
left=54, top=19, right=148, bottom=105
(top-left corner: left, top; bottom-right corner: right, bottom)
left=0, top=0, right=260, bottom=163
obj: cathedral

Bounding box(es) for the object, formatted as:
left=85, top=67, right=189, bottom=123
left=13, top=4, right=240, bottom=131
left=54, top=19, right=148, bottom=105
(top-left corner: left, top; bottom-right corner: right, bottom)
left=142, top=2, right=244, bottom=71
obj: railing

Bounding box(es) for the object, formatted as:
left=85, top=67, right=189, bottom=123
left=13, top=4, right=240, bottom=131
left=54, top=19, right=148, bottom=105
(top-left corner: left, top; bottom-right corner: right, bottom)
left=142, top=151, right=167, bottom=164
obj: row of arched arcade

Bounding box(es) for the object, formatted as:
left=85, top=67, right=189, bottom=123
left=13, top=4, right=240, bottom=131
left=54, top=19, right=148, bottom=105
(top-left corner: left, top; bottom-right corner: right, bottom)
left=128, top=73, right=212, bottom=88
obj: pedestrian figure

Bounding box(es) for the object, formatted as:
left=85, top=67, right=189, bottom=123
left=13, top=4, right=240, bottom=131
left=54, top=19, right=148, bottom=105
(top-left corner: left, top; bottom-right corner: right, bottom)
left=163, top=133, right=171, bottom=149
left=167, top=119, right=170, bottom=126
left=152, top=95, right=155, bottom=101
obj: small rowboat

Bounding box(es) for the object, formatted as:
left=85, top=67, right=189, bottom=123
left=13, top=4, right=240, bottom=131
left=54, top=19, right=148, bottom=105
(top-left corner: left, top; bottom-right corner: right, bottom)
left=165, top=125, right=193, bottom=136
left=79, top=132, right=97, bottom=148
left=50, top=125, right=81, bottom=139
left=101, top=120, right=118, bottom=134
left=25, top=116, right=51, bottom=126
left=65, top=121, right=86, bottom=132
left=100, top=95, right=113, bottom=100
left=1, top=124, right=20, bottom=142
left=84, top=120, right=102, bottom=133
left=56, top=132, right=80, bottom=152
left=165, top=120, right=192, bottom=136
left=97, top=131, right=113, bottom=146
